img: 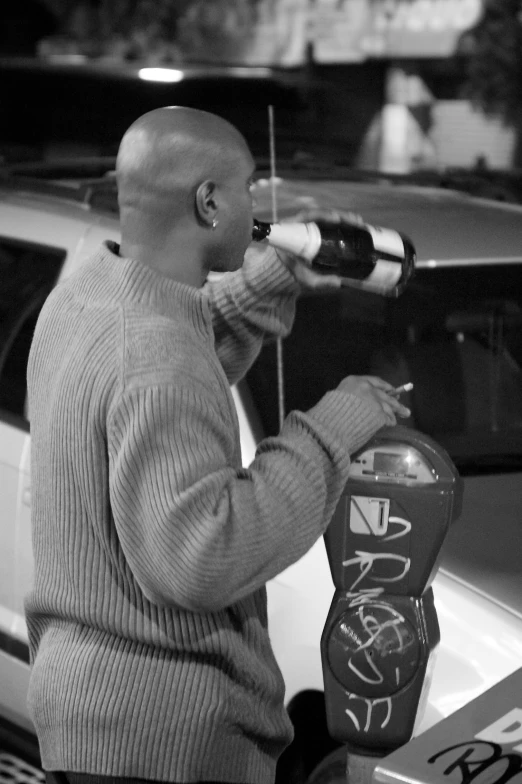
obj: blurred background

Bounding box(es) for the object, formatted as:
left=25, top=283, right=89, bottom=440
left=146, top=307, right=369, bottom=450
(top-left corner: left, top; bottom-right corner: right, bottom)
left=0, top=0, right=521, bottom=188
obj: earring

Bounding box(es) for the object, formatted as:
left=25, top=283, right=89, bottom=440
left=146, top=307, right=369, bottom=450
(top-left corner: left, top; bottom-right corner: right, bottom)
left=212, top=218, right=218, bottom=230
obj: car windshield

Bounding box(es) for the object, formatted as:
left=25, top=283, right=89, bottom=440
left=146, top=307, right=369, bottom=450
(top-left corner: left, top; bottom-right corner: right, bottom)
left=246, top=261, right=522, bottom=476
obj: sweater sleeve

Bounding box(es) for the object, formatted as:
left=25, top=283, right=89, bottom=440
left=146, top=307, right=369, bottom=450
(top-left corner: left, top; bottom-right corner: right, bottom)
left=108, top=379, right=387, bottom=613
left=205, top=243, right=300, bottom=385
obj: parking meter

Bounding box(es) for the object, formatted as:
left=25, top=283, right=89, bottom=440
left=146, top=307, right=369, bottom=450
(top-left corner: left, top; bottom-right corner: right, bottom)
left=321, top=425, right=463, bottom=759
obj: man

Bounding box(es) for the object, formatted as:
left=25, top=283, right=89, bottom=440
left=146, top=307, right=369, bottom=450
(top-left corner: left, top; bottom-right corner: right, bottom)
left=26, top=106, right=409, bottom=784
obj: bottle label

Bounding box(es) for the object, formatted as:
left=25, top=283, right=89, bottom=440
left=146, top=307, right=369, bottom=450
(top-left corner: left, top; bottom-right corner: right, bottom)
left=366, top=225, right=405, bottom=259
left=353, top=259, right=402, bottom=295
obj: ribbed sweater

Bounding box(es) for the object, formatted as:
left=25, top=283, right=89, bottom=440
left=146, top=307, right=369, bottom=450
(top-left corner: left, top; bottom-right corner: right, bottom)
left=25, top=240, right=387, bottom=784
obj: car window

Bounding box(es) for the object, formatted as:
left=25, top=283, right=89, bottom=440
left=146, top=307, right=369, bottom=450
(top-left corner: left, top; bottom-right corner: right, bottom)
left=0, top=236, right=65, bottom=426
left=246, top=263, right=522, bottom=476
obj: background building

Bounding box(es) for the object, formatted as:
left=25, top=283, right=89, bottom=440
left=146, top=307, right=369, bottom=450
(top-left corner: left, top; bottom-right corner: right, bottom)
left=0, top=0, right=517, bottom=172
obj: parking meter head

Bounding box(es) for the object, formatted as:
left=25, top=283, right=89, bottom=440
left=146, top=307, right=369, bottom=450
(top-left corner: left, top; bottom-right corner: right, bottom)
left=323, top=426, right=463, bottom=597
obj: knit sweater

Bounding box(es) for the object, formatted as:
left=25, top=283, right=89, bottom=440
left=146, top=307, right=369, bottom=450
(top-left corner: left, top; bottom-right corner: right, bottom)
left=25, top=240, right=387, bottom=784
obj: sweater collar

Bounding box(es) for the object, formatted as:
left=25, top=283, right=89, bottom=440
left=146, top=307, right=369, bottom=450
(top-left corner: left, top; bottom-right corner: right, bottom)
left=77, top=241, right=213, bottom=338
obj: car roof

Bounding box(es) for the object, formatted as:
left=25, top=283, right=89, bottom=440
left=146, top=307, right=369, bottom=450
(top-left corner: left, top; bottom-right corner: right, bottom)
left=0, top=162, right=119, bottom=223
left=2, top=160, right=522, bottom=267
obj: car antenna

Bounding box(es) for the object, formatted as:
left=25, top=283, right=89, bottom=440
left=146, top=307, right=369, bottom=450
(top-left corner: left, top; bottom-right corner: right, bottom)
left=268, top=104, right=286, bottom=432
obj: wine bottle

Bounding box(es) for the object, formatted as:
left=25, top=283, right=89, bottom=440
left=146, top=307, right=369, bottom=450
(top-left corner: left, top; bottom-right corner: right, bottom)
left=252, top=218, right=416, bottom=297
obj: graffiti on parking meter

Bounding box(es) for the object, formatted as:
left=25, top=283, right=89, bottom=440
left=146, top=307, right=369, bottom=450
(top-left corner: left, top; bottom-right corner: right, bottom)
left=341, top=603, right=410, bottom=732
left=343, top=549, right=411, bottom=594
left=342, top=514, right=412, bottom=607
left=345, top=694, right=392, bottom=733
left=333, top=599, right=419, bottom=734
left=335, top=514, right=417, bottom=734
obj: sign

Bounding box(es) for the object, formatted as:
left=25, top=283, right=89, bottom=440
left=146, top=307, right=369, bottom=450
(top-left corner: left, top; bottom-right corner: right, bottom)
left=177, top=0, right=309, bottom=66
left=372, top=667, right=522, bottom=784
left=312, top=0, right=372, bottom=63
left=312, top=0, right=483, bottom=61
left=240, top=0, right=309, bottom=66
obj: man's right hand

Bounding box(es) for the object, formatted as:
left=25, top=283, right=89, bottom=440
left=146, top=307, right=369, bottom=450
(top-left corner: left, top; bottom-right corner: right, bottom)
left=337, top=375, right=411, bottom=427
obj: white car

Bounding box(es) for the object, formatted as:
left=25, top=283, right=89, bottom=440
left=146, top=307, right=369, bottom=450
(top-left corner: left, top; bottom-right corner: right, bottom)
left=0, top=161, right=521, bottom=783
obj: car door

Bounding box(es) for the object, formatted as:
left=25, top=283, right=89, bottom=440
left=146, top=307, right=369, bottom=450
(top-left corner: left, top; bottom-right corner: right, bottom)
left=0, top=197, right=92, bottom=728
left=0, top=232, right=64, bottom=633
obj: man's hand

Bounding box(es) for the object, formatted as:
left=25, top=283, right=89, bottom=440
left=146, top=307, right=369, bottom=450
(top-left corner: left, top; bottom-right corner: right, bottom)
left=275, top=248, right=342, bottom=291
left=275, top=207, right=365, bottom=292
left=338, top=375, right=411, bottom=426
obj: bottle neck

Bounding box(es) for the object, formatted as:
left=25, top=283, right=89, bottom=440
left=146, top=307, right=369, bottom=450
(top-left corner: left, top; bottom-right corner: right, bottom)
left=251, top=219, right=271, bottom=242
left=252, top=220, right=322, bottom=262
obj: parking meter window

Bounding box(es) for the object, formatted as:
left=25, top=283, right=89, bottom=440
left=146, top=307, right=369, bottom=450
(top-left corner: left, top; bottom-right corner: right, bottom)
left=350, top=444, right=437, bottom=484
left=374, top=452, right=411, bottom=478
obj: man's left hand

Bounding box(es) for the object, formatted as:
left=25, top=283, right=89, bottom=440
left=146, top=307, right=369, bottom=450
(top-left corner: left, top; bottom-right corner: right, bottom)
left=275, top=249, right=342, bottom=291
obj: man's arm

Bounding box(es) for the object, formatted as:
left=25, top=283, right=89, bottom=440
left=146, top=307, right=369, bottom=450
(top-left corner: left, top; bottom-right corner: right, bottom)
left=108, top=377, right=388, bottom=613
left=205, top=243, right=300, bottom=385
left=207, top=209, right=351, bottom=385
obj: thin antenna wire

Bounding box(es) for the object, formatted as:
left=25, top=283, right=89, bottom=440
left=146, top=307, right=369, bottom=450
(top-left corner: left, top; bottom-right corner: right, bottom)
left=268, top=105, right=285, bottom=431
left=269, top=106, right=278, bottom=224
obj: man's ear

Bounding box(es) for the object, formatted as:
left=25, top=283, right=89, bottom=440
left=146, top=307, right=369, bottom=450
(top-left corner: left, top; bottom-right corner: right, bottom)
left=195, top=180, right=218, bottom=228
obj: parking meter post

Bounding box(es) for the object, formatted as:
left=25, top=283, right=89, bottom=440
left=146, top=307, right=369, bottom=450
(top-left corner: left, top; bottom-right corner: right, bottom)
left=320, top=426, right=463, bottom=783
left=346, top=748, right=381, bottom=784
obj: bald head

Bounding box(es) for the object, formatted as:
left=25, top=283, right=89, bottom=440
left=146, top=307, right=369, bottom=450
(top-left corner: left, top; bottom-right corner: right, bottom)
left=114, top=107, right=256, bottom=285
left=117, top=106, right=251, bottom=228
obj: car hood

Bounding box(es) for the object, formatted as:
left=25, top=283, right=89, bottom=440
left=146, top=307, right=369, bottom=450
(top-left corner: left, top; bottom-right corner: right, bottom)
left=440, top=472, right=522, bottom=619
left=252, top=176, right=522, bottom=264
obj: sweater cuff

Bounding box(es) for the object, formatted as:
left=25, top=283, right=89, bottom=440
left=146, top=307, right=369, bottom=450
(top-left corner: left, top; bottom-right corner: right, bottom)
left=240, top=244, right=301, bottom=302
left=306, top=390, right=388, bottom=461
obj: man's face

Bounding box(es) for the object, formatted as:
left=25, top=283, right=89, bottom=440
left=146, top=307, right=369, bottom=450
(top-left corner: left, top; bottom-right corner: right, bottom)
left=208, top=147, right=256, bottom=274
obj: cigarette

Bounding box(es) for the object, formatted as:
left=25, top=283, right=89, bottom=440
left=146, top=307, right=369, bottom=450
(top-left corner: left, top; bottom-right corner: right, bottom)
left=391, top=382, right=413, bottom=396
